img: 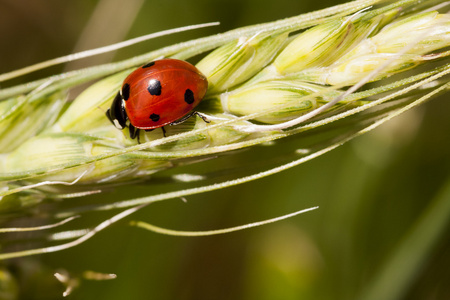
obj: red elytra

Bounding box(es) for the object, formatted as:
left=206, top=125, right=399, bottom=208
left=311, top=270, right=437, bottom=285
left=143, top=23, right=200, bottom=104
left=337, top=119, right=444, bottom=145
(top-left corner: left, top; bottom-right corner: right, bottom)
left=121, top=58, right=208, bottom=129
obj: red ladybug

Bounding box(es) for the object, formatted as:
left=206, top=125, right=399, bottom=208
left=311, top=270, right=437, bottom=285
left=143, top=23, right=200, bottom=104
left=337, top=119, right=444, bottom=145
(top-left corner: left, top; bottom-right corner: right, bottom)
left=106, top=58, right=209, bottom=141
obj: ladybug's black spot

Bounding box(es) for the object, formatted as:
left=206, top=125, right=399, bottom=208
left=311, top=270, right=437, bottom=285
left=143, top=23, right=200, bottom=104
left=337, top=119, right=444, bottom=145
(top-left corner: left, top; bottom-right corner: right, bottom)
left=122, top=83, right=130, bottom=101
left=147, top=79, right=162, bottom=96
left=142, top=61, right=155, bottom=68
left=150, top=113, right=160, bottom=122
left=184, top=89, right=195, bottom=104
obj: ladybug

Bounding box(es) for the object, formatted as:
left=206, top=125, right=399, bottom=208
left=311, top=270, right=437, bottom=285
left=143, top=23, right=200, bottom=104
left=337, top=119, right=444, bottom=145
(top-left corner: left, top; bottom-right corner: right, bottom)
left=106, top=58, right=209, bottom=142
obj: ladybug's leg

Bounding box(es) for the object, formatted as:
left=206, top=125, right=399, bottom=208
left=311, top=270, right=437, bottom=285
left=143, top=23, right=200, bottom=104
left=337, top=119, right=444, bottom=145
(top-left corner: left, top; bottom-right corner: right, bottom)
left=170, top=111, right=210, bottom=126
left=193, top=111, right=210, bottom=124
left=129, top=124, right=141, bottom=143
left=136, top=129, right=142, bottom=144
left=137, top=130, right=141, bottom=144
left=169, top=111, right=194, bottom=126
left=129, top=124, right=136, bottom=138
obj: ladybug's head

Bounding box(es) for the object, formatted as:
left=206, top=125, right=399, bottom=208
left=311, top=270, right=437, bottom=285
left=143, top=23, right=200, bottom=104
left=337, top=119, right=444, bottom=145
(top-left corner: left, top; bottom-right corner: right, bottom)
left=106, top=92, right=128, bottom=130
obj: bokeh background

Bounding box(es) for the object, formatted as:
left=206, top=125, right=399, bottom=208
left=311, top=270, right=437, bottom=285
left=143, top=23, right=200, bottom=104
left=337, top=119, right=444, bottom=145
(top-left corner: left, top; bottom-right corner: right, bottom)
left=1, top=0, right=450, bottom=299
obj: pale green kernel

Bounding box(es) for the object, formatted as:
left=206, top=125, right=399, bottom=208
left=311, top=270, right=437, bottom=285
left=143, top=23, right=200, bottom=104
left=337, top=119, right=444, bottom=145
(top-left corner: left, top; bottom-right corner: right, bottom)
left=222, top=81, right=340, bottom=124
left=274, top=20, right=348, bottom=73
left=372, top=12, right=450, bottom=55
left=196, top=31, right=288, bottom=93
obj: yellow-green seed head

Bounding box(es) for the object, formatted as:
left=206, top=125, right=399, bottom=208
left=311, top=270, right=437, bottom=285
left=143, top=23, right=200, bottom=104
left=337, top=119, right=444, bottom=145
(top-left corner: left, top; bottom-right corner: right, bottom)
left=1, top=1, right=449, bottom=216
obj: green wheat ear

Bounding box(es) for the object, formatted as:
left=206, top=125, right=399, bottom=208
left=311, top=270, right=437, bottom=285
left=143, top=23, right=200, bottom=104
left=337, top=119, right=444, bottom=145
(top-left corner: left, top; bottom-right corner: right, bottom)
left=0, top=0, right=449, bottom=241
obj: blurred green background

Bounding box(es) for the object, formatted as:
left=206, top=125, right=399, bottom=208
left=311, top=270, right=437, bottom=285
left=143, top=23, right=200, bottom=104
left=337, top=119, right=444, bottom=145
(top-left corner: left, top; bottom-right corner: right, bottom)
left=1, top=0, right=450, bottom=299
